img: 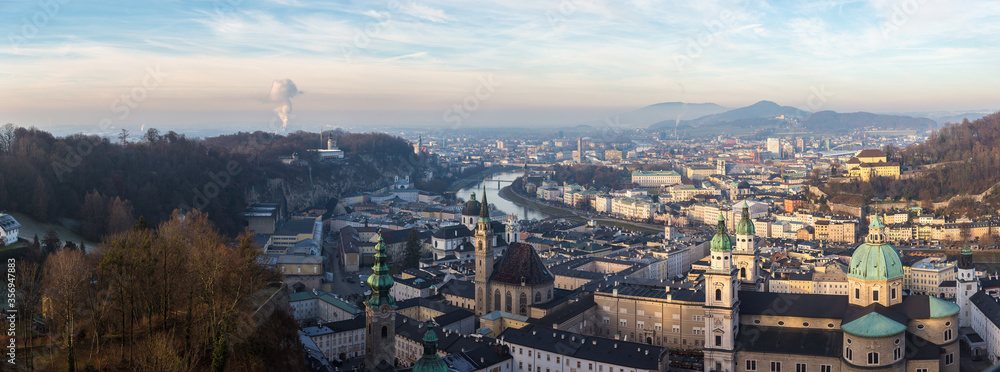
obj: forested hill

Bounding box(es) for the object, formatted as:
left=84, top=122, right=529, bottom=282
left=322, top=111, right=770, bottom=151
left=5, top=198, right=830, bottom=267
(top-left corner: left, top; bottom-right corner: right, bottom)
left=822, top=111, right=1000, bottom=214
left=0, top=125, right=423, bottom=240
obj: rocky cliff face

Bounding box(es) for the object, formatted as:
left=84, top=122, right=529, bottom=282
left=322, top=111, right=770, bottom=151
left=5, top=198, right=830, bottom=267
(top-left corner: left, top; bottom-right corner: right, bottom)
left=245, top=154, right=426, bottom=214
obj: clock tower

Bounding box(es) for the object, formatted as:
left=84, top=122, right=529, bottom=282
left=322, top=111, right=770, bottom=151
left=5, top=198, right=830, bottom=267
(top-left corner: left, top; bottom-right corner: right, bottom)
left=365, top=232, right=397, bottom=372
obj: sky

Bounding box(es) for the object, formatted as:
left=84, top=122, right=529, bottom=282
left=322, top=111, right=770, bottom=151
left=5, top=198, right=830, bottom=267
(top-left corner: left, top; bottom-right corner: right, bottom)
left=2, top=0, right=999, bottom=133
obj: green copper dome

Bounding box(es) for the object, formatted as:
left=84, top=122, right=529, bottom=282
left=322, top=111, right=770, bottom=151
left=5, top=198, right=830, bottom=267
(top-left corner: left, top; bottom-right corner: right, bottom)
left=366, top=232, right=396, bottom=308
left=710, top=213, right=732, bottom=252
left=735, top=201, right=755, bottom=235
left=841, top=312, right=906, bottom=338
left=848, top=213, right=903, bottom=281
left=413, top=322, right=448, bottom=372
left=926, top=296, right=960, bottom=318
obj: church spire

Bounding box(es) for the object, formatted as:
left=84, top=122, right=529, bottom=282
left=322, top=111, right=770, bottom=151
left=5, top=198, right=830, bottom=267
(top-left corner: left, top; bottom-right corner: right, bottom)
left=479, top=183, right=491, bottom=221
left=366, top=230, right=396, bottom=308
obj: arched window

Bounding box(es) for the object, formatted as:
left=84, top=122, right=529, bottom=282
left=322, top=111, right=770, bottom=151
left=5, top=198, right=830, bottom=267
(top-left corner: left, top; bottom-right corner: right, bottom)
left=534, top=292, right=541, bottom=303
left=381, top=326, right=388, bottom=338
left=519, top=292, right=527, bottom=315
left=846, top=347, right=852, bottom=360
left=740, top=267, right=746, bottom=279
left=715, top=289, right=722, bottom=301
left=505, top=291, right=512, bottom=313
left=494, top=289, right=501, bottom=312
left=867, top=352, right=878, bottom=364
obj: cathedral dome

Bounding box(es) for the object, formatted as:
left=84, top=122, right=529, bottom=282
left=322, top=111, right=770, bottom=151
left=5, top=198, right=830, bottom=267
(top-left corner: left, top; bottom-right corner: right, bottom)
left=462, top=192, right=482, bottom=216
left=848, top=214, right=903, bottom=281
left=413, top=323, right=449, bottom=372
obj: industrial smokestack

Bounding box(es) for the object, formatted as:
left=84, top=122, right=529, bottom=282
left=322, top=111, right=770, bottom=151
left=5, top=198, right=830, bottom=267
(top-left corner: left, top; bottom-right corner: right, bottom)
left=265, top=79, right=302, bottom=132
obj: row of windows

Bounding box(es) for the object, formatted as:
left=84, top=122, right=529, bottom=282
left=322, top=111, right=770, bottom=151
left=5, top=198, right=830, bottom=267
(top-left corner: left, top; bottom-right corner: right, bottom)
left=746, top=361, right=832, bottom=372
left=844, top=348, right=903, bottom=365
left=853, top=287, right=897, bottom=301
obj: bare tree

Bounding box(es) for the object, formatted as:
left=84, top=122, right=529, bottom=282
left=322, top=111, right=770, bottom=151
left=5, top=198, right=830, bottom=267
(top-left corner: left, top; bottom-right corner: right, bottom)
left=42, top=249, right=90, bottom=371
left=119, top=128, right=130, bottom=145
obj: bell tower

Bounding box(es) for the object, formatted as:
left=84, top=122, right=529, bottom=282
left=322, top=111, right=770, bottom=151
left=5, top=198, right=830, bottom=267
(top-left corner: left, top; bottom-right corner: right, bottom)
left=957, top=245, right=977, bottom=327
left=703, top=213, right=738, bottom=372
left=365, top=232, right=397, bottom=371
left=474, top=185, right=495, bottom=316
left=733, top=201, right=759, bottom=288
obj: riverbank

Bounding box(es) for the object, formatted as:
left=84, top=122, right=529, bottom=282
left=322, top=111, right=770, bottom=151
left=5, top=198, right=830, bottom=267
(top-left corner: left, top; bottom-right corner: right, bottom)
left=446, top=165, right=521, bottom=193
left=499, top=185, right=664, bottom=233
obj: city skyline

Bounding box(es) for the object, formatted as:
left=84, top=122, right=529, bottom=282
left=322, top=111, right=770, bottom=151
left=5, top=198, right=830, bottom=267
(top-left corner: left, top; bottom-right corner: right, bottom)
left=3, top=0, right=999, bottom=132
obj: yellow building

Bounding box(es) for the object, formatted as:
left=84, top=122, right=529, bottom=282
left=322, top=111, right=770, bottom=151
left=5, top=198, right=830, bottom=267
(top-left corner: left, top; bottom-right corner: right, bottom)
left=846, top=149, right=901, bottom=181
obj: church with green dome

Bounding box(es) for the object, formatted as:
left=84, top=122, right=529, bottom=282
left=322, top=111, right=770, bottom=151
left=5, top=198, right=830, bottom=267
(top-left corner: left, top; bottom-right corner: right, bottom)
left=703, top=209, right=961, bottom=372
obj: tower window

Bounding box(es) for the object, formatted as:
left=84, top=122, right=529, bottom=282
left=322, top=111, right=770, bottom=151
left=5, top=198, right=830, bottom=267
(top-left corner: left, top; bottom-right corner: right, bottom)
left=381, top=326, right=387, bottom=338
left=872, top=290, right=879, bottom=301
left=891, top=288, right=897, bottom=299
left=855, top=288, right=860, bottom=299
left=715, top=289, right=722, bottom=301
left=715, top=335, right=722, bottom=346
left=867, top=352, right=878, bottom=365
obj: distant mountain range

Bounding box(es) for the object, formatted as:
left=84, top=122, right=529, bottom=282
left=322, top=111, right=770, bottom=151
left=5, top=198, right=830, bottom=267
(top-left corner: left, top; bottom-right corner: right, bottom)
left=802, top=111, right=935, bottom=131
left=651, top=101, right=808, bottom=128
left=583, top=102, right=729, bottom=128
left=641, top=100, right=940, bottom=134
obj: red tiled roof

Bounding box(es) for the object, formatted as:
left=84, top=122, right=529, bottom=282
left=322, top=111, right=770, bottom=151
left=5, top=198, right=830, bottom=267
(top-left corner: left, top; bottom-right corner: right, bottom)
left=489, top=242, right=554, bottom=286
left=856, top=149, right=886, bottom=158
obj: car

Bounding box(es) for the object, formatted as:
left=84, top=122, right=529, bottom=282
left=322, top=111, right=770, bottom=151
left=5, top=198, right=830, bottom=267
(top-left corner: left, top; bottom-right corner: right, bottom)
left=346, top=277, right=356, bottom=283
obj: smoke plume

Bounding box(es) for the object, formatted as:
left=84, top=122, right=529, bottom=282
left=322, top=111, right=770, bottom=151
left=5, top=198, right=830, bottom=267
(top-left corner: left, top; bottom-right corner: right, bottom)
left=266, top=79, right=303, bottom=131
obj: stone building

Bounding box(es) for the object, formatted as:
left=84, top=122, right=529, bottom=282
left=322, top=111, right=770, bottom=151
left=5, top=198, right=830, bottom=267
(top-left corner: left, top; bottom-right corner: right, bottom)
left=475, top=187, right=555, bottom=317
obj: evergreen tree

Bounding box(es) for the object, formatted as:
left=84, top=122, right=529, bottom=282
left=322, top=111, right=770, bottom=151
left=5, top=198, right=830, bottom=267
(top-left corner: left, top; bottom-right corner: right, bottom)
left=403, top=228, right=422, bottom=269
left=42, top=228, right=61, bottom=256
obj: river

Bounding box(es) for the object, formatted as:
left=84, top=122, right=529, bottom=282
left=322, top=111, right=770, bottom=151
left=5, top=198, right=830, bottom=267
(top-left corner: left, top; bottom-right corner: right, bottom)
left=455, top=171, right=553, bottom=221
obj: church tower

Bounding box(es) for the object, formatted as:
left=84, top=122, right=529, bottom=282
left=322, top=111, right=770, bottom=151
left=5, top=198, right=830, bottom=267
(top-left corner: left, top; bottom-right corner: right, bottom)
left=957, top=245, right=977, bottom=327
left=733, top=201, right=759, bottom=288
left=847, top=213, right=904, bottom=307
left=703, top=213, right=738, bottom=372
left=365, top=232, right=397, bottom=372
left=505, top=214, right=521, bottom=244
left=474, top=185, right=495, bottom=316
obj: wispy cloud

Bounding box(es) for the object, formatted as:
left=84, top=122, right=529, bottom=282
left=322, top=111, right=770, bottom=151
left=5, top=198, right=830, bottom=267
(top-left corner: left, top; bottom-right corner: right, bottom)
left=1, top=0, right=998, bottom=128
left=401, top=3, right=454, bottom=23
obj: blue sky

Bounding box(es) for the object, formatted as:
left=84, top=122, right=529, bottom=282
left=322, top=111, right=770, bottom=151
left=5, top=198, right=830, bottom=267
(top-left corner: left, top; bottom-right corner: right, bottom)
left=2, top=0, right=999, bottom=131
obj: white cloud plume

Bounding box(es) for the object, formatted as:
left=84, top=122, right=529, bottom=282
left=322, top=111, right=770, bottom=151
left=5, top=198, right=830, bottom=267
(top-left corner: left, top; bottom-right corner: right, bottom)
left=265, top=78, right=302, bottom=131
